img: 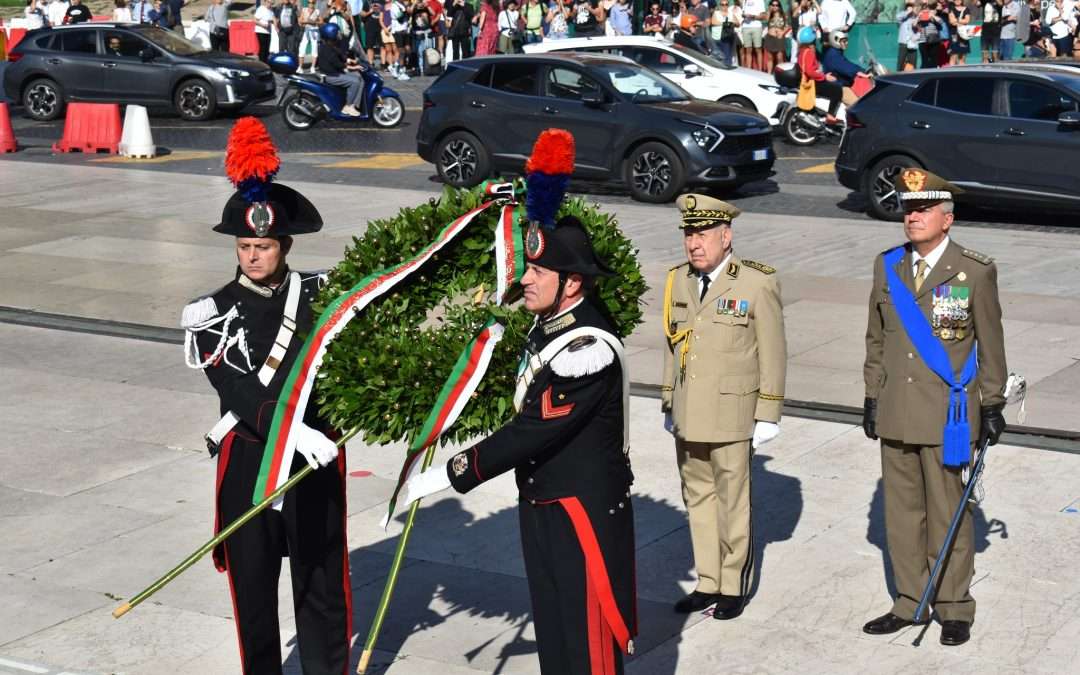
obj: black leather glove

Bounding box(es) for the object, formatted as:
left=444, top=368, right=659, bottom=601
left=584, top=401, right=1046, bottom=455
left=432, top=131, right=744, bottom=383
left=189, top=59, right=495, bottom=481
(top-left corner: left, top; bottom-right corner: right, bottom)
left=862, top=397, right=878, bottom=440
left=979, top=404, right=1006, bottom=447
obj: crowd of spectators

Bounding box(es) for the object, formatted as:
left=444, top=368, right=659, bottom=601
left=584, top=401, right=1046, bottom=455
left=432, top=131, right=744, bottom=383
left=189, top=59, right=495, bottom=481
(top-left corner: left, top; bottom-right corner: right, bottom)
left=897, top=0, right=1079, bottom=69
left=16, top=0, right=1078, bottom=79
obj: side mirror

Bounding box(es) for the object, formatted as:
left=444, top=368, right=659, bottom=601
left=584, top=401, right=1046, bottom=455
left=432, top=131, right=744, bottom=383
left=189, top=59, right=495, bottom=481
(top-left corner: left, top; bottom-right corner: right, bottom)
left=581, top=91, right=606, bottom=107
left=683, top=64, right=702, bottom=78
left=140, top=47, right=156, bottom=62
left=1059, top=110, right=1080, bottom=130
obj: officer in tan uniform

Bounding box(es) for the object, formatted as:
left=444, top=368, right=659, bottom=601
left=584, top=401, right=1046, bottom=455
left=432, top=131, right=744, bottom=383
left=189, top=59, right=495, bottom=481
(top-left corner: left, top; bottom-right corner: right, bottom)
left=862, top=169, right=1007, bottom=647
left=661, top=194, right=787, bottom=620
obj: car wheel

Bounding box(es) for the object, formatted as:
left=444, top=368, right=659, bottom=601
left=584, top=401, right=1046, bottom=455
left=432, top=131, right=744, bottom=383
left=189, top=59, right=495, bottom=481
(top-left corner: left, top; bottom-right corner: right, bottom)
left=625, top=142, right=684, bottom=203
left=174, top=78, right=218, bottom=121
left=23, top=78, right=65, bottom=121
left=372, top=96, right=404, bottom=128
left=719, top=95, right=757, bottom=112
left=282, top=93, right=319, bottom=131
left=436, top=131, right=490, bottom=188
left=865, top=155, right=921, bottom=222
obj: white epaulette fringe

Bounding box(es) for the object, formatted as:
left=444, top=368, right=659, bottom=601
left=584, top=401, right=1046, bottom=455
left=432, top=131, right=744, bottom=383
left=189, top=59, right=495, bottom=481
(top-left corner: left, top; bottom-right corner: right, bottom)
left=181, top=296, right=218, bottom=329
left=549, top=338, right=616, bottom=378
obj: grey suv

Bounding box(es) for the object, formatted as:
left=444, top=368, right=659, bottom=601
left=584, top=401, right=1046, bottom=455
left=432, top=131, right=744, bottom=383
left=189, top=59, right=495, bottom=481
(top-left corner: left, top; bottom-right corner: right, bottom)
left=4, top=24, right=275, bottom=121
left=836, top=63, right=1080, bottom=221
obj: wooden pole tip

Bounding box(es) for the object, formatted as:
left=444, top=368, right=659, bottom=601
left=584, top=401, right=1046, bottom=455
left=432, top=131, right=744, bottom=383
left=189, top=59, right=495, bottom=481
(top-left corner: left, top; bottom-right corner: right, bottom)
left=112, top=603, right=132, bottom=619
left=357, top=648, right=373, bottom=674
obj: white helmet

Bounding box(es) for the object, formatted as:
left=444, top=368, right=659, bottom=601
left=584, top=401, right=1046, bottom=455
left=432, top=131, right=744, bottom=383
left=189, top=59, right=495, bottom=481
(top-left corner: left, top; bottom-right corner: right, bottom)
left=827, top=30, right=848, bottom=50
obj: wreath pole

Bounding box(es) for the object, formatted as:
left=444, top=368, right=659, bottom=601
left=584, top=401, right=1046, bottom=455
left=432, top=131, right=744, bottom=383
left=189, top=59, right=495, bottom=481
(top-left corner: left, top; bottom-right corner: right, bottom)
left=112, top=426, right=361, bottom=619
left=357, top=443, right=438, bottom=674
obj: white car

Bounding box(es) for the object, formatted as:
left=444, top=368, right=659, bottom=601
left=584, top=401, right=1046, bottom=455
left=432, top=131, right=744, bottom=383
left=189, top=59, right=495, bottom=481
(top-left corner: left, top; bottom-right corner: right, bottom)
left=524, top=35, right=791, bottom=125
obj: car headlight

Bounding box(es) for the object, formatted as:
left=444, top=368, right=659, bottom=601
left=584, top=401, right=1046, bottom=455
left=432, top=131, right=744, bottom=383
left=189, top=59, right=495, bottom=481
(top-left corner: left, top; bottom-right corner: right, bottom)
left=691, top=127, right=724, bottom=151
left=215, top=67, right=251, bottom=79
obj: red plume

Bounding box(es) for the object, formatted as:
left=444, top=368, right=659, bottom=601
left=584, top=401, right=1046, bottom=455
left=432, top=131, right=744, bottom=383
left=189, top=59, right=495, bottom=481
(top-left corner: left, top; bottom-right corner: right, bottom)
left=225, top=117, right=280, bottom=187
left=525, top=128, right=575, bottom=176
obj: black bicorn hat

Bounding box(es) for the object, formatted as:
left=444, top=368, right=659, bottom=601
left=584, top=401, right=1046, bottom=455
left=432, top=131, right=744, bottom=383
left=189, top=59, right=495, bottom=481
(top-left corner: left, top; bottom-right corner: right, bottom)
left=526, top=215, right=614, bottom=277
left=215, top=116, right=323, bottom=238
left=214, top=183, right=324, bottom=237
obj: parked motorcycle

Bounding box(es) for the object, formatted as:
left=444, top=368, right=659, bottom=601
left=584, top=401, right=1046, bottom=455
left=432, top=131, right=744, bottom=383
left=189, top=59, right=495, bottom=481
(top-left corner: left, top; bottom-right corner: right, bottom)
left=268, top=52, right=404, bottom=131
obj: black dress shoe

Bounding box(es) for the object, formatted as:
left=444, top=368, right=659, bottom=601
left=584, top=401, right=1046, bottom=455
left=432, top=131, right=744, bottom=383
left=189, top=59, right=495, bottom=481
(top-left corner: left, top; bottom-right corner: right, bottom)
left=940, top=620, right=971, bottom=646
left=712, top=595, right=745, bottom=621
left=673, top=591, right=719, bottom=614
left=862, top=612, right=917, bottom=635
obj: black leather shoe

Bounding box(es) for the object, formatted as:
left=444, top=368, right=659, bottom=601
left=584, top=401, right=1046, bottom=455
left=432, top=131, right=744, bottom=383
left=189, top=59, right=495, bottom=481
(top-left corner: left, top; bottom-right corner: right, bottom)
left=673, top=591, right=719, bottom=614
left=862, top=613, right=916, bottom=635
left=940, top=620, right=971, bottom=646
left=712, top=595, right=745, bottom=620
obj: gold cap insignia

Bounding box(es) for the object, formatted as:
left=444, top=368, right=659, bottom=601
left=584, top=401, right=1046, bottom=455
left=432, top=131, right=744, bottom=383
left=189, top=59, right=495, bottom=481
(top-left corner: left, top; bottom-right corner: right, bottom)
left=901, top=169, right=927, bottom=192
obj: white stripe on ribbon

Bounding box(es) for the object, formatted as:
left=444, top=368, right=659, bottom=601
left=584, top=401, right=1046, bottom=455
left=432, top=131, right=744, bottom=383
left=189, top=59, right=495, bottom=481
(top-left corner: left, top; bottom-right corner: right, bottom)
left=268, top=203, right=495, bottom=507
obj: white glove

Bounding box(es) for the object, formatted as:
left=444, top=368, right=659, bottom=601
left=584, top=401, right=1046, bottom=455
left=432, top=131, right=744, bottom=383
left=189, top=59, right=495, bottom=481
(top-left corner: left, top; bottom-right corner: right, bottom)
left=400, top=467, right=451, bottom=510
left=752, top=421, right=780, bottom=449
left=663, top=411, right=674, bottom=435
left=294, top=423, right=340, bottom=469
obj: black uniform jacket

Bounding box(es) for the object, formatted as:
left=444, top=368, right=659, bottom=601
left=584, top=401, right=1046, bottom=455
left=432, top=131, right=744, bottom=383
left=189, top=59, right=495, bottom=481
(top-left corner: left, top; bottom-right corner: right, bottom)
left=194, top=268, right=328, bottom=442
left=445, top=299, right=638, bottom=649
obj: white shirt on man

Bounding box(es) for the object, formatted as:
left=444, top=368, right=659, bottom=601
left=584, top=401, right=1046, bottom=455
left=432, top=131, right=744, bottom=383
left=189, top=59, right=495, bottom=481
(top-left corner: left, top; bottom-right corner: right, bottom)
left=911, top=235, right=950, bottom=282
left=818, top=0, right=856, bottom=32
left=254, top=4, right=275, bottom=33
left=697, top=253, right=732, bottom=299
left=741, top=0, right=765, bottom=28
left=47, top=0, right=69, bottom=25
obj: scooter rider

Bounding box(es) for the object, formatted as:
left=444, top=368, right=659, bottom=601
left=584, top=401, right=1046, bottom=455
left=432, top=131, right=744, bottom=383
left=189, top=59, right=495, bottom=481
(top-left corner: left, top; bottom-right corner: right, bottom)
left=795, top=26, right=843, bottom=125
left=317, top=22, right=366, bottom=117
left=821, top=30, right=862, bottom=87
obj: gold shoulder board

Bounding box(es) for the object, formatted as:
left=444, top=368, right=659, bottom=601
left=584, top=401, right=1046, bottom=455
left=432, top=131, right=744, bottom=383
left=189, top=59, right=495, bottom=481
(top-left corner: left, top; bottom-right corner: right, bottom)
left=741, top=259, right=776, bottom=275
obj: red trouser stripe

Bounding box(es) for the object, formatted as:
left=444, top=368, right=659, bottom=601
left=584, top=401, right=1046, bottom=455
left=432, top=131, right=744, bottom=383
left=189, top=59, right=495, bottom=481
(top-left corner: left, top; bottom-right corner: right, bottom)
left=223, top=546, right=248, bottom=672
left=212, top=432, right=236, bottom=573
left=558, top=497, right=632, bottom=654
left=337, top=448, right=354, bottom=674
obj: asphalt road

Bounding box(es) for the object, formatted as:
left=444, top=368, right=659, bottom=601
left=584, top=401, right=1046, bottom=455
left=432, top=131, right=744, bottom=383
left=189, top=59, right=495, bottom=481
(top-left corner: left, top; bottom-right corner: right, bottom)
left=4, top=85, right=1079, bottom=231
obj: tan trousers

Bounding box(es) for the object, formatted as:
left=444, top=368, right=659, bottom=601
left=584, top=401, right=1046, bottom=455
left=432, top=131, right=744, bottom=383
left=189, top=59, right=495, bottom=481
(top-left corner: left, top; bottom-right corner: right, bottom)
left=676, top=438, right=753, bottom=597
left=881, top=439, right=976, bottom=622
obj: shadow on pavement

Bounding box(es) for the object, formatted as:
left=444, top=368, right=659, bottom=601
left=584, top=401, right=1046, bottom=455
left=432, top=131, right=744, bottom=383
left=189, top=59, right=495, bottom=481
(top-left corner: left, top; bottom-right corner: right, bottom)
left=748, top=453, right=803, bottom=601
left=281, top=494, right=697, bottom=674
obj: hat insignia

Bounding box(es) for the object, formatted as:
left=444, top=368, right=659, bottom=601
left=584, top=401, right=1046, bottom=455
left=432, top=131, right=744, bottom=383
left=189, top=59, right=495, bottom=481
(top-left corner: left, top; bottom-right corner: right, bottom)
left=245, top=203, right=275, bottom=237
left=525, top=221, right=546, bottom=260
left=685, top=195, right=697, bottom=210
left=901, top=169, right=927, bottom=193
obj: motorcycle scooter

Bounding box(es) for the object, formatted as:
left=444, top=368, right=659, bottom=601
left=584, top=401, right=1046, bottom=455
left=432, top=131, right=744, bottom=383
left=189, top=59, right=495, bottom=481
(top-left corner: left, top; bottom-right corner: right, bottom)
left=773, top=51, right=886, bottom=146
left=268, top=52, right=404, bottom=131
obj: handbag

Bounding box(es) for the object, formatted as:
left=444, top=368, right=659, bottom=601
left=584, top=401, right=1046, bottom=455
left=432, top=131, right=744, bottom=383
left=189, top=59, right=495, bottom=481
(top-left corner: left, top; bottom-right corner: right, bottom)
left=796, top=74, right=816, bottom=111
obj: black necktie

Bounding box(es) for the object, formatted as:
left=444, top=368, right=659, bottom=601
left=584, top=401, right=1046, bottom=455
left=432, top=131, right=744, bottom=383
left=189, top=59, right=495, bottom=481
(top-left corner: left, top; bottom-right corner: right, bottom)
left=699, top=274, right=711, bottom=302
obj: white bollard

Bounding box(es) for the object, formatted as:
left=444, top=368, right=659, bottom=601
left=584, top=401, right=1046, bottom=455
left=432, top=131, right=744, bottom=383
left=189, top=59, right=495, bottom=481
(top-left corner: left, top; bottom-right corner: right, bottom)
left=118, top=105, right=156, bottom=159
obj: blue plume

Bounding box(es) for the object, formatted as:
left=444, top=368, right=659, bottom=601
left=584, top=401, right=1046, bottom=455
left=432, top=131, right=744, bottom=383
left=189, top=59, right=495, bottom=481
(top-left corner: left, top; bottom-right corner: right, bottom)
left=236, top=174, right=275, bottom=204
left=526, top=172, right=570, bottom=229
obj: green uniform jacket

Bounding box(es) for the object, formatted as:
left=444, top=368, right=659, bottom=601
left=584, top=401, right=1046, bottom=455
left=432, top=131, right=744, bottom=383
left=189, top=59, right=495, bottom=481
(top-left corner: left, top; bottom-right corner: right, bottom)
left=864, top=240, right=1007, bottom=445
left=662, top=255, right=787, bottom=443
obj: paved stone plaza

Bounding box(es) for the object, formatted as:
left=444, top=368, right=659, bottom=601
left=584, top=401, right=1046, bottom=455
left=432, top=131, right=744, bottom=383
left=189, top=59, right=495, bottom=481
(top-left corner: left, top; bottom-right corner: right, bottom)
left=1, top=161, right=1078, bottom=674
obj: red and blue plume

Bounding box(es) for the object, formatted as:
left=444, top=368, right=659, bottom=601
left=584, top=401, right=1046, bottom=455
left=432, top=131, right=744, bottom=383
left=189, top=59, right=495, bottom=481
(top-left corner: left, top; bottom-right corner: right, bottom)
left=524, top=129, right=575, bottom=229
left=225, top=117, right=280, bottom=204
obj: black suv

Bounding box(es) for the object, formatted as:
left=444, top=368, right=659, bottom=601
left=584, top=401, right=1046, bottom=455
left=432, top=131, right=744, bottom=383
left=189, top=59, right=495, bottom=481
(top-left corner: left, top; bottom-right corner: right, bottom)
left=417, top=53, right=774, bottom=203
left=836, top=63, right=1080, bottom=221
left=4, top=24, right=275, bottom=121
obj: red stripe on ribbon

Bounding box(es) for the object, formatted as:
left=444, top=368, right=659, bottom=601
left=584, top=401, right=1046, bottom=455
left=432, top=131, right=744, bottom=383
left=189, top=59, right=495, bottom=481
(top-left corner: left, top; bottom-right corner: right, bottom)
left=558, top=497, right=632, bottom=654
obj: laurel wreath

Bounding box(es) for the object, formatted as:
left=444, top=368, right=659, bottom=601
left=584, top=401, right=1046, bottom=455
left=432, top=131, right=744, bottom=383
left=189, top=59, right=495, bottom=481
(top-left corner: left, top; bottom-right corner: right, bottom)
left=310, top=184, right=647, bottom=447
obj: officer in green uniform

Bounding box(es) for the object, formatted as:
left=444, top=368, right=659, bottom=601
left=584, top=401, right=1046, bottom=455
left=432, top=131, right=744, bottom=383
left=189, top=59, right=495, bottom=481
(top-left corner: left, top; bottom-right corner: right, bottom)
left=661, top=194, right=787, bottom=620
left=862, top=169, right=1007, bottom=646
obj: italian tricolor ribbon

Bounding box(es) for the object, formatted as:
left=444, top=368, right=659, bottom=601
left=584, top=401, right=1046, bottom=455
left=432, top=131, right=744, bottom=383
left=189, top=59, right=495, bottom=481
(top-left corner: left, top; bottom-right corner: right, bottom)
left=253, top=190, right=524, bottom=507
left=380, top=319, right=505, bottom=525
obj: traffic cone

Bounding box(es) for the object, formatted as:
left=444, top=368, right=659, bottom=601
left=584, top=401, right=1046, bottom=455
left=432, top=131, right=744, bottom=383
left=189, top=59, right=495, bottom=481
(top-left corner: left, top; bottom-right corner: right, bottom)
left=53, top=102, right=122, bottom=154
left=0, top=102, right=16, bottom=153
left=118, top=105, right=156, bottom=159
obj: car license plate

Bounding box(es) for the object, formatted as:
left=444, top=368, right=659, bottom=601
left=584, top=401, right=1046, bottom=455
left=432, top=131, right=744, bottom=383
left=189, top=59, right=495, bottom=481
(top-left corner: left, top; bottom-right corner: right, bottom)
left=753, top=149, right=768, bottom=161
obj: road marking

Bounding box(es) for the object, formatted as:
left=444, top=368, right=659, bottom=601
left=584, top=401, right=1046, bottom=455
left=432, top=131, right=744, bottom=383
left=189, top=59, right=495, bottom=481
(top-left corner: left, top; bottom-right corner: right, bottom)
left=89, top=151, right=223, bottom=164
left=317, top=154, right=425, bottom=169
left=774, top=156, right=835, bottom=161
left=798, top=161, right=836, bottom=174
left=0, top=657, right=48, bottom=673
